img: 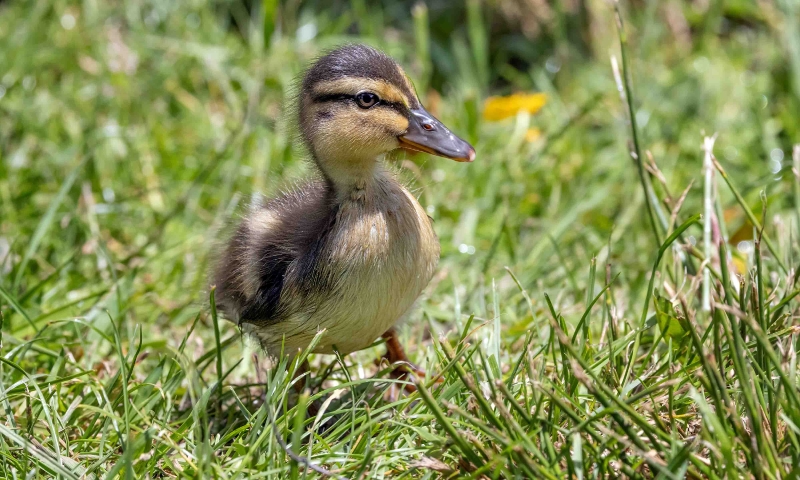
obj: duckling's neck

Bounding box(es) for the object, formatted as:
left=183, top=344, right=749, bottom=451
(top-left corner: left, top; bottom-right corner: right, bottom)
left=317, top=156, right=389, bottom=203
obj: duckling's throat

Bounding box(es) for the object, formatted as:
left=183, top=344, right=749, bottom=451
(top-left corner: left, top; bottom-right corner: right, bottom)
left=316, top=156, right=383, bottom=203
left=348, top=176, right=369, bottom=202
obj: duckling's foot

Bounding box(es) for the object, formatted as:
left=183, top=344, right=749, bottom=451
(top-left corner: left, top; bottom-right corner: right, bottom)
left=381, top=329, right=432, bottom=400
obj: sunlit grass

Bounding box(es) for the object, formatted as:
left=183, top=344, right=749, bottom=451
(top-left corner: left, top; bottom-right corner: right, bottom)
left=1, top=1, right=799, bottom=478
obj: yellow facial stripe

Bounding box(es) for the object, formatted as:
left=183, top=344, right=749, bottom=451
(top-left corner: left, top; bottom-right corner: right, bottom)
left=368, top=108, right=409, bottom=132
left=329, top=106, right=409, bottom=132
left=312, top=78, right=411, bottom=107
left=394, top=65, right=418, bottom=102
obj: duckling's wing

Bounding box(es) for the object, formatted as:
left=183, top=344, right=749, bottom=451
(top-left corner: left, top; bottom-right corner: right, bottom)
left=212, top=181, right=335, bottom=326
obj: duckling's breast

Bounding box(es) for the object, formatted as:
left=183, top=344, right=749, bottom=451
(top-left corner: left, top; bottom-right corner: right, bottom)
left=249, top=174, right=439, bottom=355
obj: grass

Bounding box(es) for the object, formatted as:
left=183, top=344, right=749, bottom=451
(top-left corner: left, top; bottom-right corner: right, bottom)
left=1, top=0, right=799, bottom=478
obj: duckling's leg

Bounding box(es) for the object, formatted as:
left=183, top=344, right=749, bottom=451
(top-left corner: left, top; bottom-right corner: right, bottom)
left=382, top=328, right=427, bottom=395
left=292, top=359, right=321, bottom=418
left=292, top=359, right=311, bottom=393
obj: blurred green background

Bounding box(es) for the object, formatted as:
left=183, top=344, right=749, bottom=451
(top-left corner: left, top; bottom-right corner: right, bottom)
left=3, top=0, right=798, bottom=300
left=1, top=0, right=800, bottom=477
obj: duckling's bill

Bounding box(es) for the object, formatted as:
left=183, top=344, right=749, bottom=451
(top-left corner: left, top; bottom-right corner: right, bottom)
left=398, top=107, right=475, bottom=162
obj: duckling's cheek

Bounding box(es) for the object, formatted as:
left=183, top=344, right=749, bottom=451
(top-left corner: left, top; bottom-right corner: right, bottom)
left=350, top=110, right=409, bottom=154
left=368, top=109, right=410, bottom=137
left=305, top=105, right=409, bottom=163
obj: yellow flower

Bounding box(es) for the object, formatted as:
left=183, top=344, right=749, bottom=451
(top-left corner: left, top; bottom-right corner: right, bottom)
left=483, top=92, right=547, bottom=121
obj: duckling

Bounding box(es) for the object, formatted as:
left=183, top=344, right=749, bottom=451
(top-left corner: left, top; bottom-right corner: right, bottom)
left=212, top=44, right=474, bottom=379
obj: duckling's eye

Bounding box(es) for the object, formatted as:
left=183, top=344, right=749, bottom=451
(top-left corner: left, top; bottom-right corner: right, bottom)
left=355, top=91, right=379, bottom=109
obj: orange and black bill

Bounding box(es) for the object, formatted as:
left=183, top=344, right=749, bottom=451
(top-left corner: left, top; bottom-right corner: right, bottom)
left=398, top=107, right=475, bottom=162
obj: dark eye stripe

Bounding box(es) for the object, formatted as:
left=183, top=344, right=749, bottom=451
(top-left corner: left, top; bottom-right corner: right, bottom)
left=381, top=101, right=408, bottom=115
left=312, top=93, right=354, bottom=103
left=312, top=93, right=409, bottom=115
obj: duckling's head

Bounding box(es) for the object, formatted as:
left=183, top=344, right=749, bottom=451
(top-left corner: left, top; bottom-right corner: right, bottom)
left=299, top=44, right=474, bottom=184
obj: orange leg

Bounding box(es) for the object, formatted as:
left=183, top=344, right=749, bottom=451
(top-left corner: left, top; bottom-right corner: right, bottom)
left=292, top=359, right=310, bottom=393
left=292, top=359, right=320, bottom=417
left=381, top=329, right=429, bottom=398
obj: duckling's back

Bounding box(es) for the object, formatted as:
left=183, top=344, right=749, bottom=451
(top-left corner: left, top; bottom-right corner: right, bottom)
left=213, top=181, right=336, bottom=330
left=213, top=173, right=439, bottom=356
